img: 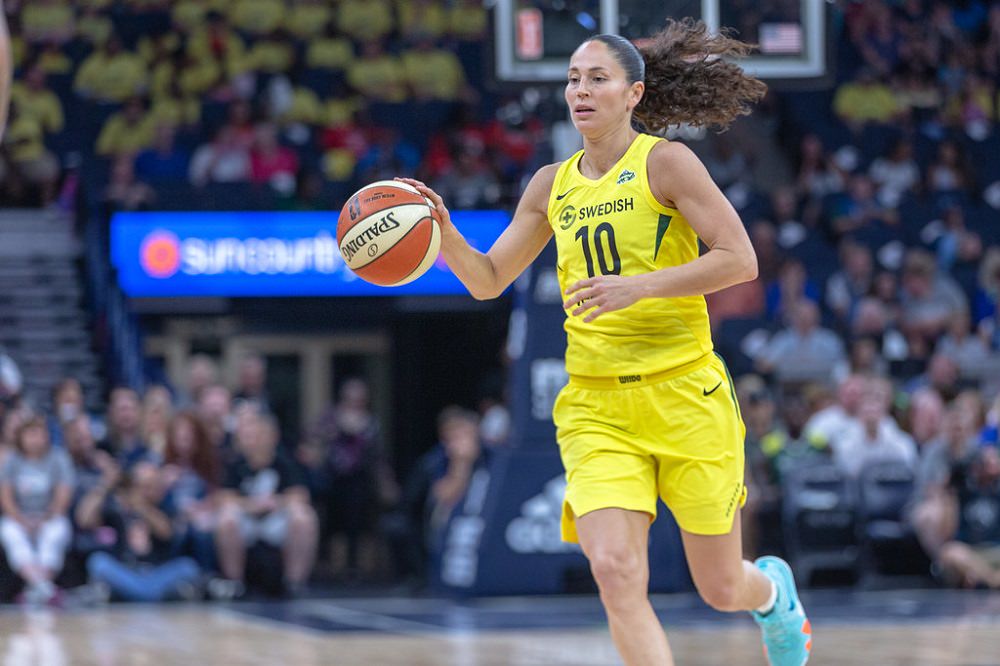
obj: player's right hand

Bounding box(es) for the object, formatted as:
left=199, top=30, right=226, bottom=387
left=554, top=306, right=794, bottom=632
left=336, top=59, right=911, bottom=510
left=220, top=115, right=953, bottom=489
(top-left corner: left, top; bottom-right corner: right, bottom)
left=394, top=177, right=453, bottom=230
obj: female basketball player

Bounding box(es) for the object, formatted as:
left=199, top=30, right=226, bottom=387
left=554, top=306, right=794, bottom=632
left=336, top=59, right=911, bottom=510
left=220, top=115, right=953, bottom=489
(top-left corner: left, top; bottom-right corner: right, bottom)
left=398, top=19, right=811, bottom=666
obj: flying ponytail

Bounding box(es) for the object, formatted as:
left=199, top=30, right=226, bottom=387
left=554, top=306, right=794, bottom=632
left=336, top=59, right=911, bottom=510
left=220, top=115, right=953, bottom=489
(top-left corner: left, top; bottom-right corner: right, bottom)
left=588, top=18, right=767, bottom=133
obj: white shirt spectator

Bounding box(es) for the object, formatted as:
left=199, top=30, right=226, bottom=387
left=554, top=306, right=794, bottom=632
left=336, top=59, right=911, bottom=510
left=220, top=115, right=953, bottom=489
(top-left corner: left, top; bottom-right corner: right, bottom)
left=832, top=419, right=918, bottom=478
left=757, top=301, right=846, bottom=382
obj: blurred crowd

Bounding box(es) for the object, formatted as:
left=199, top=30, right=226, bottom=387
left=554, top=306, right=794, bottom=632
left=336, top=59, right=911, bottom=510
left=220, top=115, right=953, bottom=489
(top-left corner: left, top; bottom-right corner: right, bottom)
left=0, top=352, right=508, bottom=605
left=0, top=0, right=547, bottom=211
left=702, top=0, right=1000, bottom=587
left=1, top=0, right=999, bottom=597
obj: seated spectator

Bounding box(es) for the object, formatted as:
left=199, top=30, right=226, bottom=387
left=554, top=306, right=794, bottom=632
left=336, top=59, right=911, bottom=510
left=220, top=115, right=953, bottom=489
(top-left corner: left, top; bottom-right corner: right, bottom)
left=765, top=257, right=820, bottom=322
left=178, top=355, right=220, bottom=409
left=84, top=462, right=202, bottom=602
left=908, top=388, right=946, bottom=458
left=162, top=412, right=219, bottom=571
left=35, top=42, right=72, bottom=76
left=449, top=0, right=488, bottom=41
left=748, top=220, right=783, bottom=284
left=832, top=377, right=917, bottom=478
left=347, top=40, right=407, bottom=104
left=21, top=0, right=75, bottom=46
left=100, top=387, right=151, bottom=467
left=899, top=249, right=969, bottom=349
left=974, top=248, right=1000, bottom=344
left=66, top=414, right=123, bottom=567
left=104, top=156, right=156, bottom=211
left=850, top=297, right=909, bottom=368
left=757, top=300, right=844, bottom=383
left=171, top=0, right=206, bottom=33
left=135, top=125, right=191, bottom=185
left=398, top=0, right=448, bottom=41
left=186, top=12, right=246, bottom=69
left=300, top=378, right=394, bottom=580
left=286, top=0, right=333, bottom=40
left=826, top=240, right=874, bottom=325
left=868, top=138, right=920, bottom=208
left=936, top=312, right=991, bottom=380
left=3, top=104, right=61, bottom=205
left=925, top=205, right=983, bottom=274
left=141, top=385, right=174, bottom=458
left=77, top=6, right=114, bottom=46
left=904, top=352, right=962, bottom=401
left=305, top=24, right=354, bottom=72
left=189, top=126, right=252, bottom=187
left=250, top=123, right=298, bottom=192
left=248, top=29, right=295, bottom=75
left=926, top=140, right=973, bottom=195
left=229, top=0, right=285, bottom=36
left=383, top=407, right=487, bottom=583
left=804, top=373, right=866, bottom=448
left=10, top=65, right=64, bottom=136
left=402, top=38, right=469, bottom=102
left=48, top=377, right=101, bottom=448
left=73, top=37, right=148, bottom=104
left=214, top=412, right=317, bottom=597
left=0, top=417, right=75, bottom=605
left=935, top=443, right=1000, bottom=588
left=96, top=97, right=157, bottom=158
left=234, top=353, right=273, bottom=416
left=337, top=0, right=394, bottom=43
left=833, top=68, right=901, bottom=128
left=428, top=142, right=500, bottom=210
left=794, top=134, right=843, bottom=206
left=827, top=174, right=899, bottom=245
left=149, top=82, right=202, bottom=131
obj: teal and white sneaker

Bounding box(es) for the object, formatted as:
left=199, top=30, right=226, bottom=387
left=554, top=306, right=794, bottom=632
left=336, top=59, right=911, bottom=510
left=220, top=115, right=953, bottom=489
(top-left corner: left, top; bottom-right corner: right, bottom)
left=751, top=556, right=812, bottom=666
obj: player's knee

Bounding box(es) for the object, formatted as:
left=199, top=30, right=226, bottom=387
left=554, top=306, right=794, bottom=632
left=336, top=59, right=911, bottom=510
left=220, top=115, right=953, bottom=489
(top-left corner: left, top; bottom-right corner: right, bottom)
left=588, top=548, right=645, bottom=600
left=697, top=577, right=744, bottom=612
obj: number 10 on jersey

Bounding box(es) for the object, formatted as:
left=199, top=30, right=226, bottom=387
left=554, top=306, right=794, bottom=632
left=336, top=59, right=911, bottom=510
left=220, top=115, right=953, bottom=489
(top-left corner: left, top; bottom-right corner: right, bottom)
left=575, top=223, right=622, bottom=277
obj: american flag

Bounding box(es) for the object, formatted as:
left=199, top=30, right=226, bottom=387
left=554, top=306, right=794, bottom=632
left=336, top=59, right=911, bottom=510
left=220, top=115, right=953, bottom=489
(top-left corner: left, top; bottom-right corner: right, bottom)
left=760, top=23, right=803, bottom=55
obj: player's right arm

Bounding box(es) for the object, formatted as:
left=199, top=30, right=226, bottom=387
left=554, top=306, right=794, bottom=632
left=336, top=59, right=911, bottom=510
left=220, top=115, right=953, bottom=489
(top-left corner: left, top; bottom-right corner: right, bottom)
left=396, top=164, right=557, bottom=300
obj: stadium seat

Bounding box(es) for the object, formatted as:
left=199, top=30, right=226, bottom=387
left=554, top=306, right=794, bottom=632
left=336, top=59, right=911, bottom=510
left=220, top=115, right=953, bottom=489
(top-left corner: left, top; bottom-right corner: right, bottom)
left=855, top=462, right=929, bottom=585
left=781, top=463, right=859, bottom=586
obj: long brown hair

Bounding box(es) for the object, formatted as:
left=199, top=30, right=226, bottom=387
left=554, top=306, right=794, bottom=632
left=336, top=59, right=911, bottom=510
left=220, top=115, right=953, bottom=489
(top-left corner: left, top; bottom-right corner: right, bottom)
left=589, top=18, right=767, bottom=133
left=165, top=411, right=219, bottom=487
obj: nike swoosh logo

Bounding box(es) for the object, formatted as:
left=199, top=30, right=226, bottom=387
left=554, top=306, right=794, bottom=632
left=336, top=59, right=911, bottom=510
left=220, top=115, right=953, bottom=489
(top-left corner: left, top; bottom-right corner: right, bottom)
left=703, top=381, right=722, bottom=396
left=555, top=187, right=577, bottom=201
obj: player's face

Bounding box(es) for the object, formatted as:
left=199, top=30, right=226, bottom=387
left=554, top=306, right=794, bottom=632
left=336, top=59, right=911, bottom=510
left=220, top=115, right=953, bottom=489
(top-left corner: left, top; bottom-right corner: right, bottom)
left=566, top=41, right=643, bottom=133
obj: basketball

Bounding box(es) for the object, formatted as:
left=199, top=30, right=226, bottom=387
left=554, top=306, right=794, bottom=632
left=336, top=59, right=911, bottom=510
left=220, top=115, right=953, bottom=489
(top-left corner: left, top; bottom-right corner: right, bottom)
left=337, top=180, right=442, bottom=287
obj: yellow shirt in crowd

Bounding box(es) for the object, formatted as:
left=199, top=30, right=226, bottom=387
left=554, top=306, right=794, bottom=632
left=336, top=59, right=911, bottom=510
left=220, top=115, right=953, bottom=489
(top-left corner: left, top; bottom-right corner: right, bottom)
left=286, top=2, right=333, bottom=40
left=338, top=0, right=394, bottom=43
left=402, top=48, right=465, bottom=101
left=74, top=51, right=148, bottom=103
left=11, top=83, right=64, bottom=135
left=306, top=37, right=354, bottom=71
left=5, top=116, right=48, bottom=162
left=397, top=0, right=448, bottom=40
left=230, top=0, right=286, bottom=35
left=96, top=112, right=157, bottom=157
left=833, top=82, right=899, bottom=124
left=347, top=55, right=407, bottom=103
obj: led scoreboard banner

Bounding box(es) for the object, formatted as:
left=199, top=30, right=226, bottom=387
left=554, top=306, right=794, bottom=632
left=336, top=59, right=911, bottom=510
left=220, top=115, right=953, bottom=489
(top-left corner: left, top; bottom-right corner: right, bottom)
left=110, top=210, right=510, bottom=297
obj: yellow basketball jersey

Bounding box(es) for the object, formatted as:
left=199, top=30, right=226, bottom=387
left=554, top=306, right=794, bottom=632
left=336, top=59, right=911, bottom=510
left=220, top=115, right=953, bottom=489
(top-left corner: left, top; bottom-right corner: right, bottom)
left=546, top=133, right=713, bottom=377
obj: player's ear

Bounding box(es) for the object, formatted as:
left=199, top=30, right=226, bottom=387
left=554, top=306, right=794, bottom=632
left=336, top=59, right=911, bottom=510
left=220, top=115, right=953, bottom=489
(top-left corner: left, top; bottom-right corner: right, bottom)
left=627, top=81, right=644, bottom=111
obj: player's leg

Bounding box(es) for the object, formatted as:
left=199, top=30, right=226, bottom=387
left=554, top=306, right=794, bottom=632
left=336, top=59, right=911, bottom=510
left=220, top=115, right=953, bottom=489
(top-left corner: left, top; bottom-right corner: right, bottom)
left=681, top=513, right=812, bottom=666
left=680, top=512, right=772, bottom=612
left=576, top=507, right=673, bottom=666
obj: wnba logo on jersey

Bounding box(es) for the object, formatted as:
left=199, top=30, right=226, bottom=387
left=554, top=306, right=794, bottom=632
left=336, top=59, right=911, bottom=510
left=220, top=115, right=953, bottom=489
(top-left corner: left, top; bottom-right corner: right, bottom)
left=616, top=169, right=636, bottom=185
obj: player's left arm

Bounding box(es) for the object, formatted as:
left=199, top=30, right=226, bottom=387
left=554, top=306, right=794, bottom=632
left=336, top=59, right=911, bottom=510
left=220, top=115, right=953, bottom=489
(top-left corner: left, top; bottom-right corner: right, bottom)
left=564, top=140, right=757, bottom=321
left=0, top=3, right=11, bottom=141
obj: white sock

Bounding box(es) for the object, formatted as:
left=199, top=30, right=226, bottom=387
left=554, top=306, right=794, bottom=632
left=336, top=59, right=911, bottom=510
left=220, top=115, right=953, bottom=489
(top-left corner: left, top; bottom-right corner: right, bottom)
left=755, top=580, right=778, bottom=615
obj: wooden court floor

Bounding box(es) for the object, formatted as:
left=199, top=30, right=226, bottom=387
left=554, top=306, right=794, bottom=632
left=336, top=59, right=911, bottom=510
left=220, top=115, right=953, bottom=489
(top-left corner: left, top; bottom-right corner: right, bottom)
left=1, top=590, right=999, bottom=665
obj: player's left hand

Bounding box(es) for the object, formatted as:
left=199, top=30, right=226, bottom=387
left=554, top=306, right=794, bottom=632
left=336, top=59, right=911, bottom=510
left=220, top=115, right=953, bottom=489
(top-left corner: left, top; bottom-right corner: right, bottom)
left=564, top=275, right=646, bottom=322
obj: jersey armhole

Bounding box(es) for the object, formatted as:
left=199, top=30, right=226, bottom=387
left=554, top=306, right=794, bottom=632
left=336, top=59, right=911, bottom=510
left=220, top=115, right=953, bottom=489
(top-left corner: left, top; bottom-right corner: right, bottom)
left=641, top=139, right=680, bottom=217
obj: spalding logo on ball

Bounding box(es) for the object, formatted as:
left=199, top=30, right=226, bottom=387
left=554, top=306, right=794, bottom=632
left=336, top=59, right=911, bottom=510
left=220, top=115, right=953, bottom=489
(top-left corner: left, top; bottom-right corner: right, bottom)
left=337, top=180, right=442, bottom=286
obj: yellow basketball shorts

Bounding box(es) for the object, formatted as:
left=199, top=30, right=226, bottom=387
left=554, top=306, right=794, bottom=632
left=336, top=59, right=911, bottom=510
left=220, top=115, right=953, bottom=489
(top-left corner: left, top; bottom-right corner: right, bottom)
left=553, top=352, right=747, bottom=542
